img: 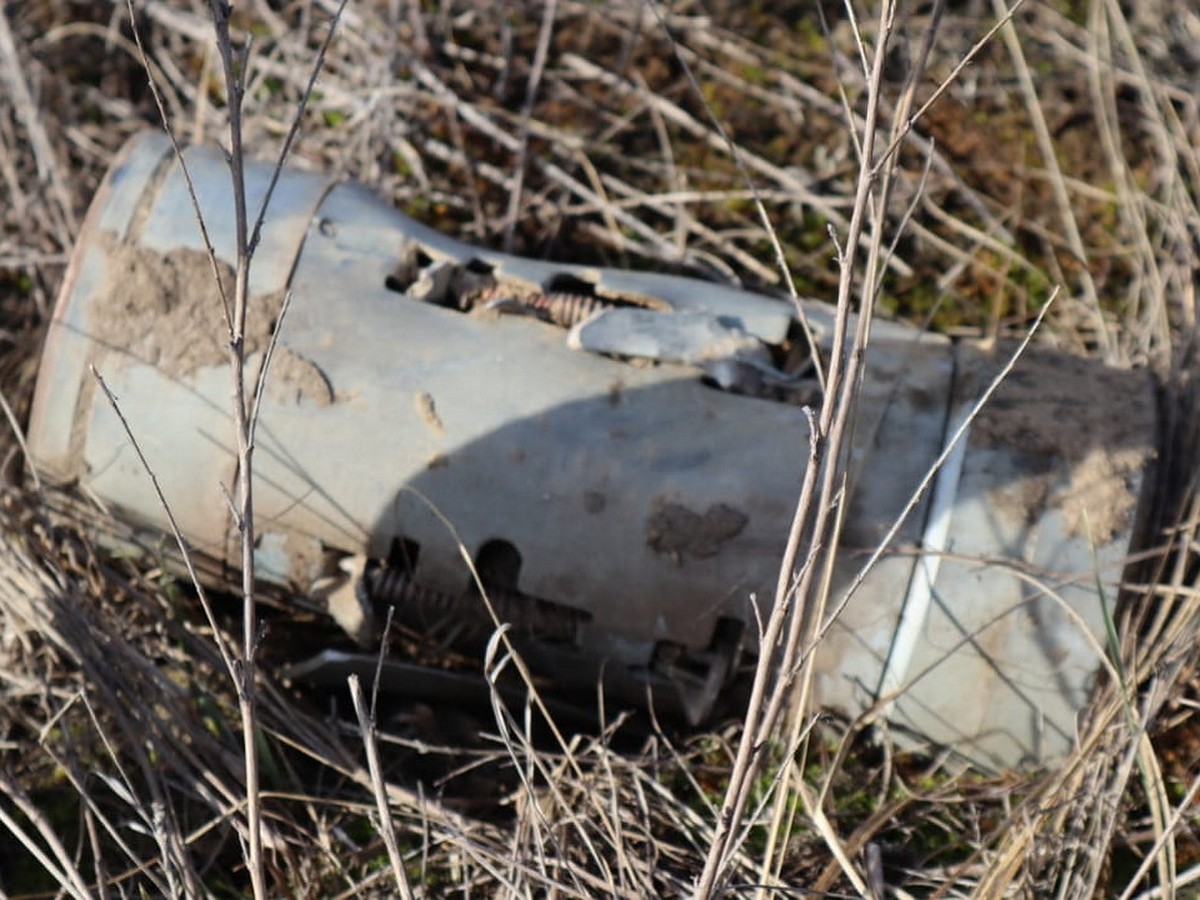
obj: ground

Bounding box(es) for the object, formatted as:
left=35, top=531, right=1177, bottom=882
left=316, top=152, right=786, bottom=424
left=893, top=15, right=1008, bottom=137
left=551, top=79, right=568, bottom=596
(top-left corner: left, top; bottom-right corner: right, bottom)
left=1, top=0, right=1199, bottom=896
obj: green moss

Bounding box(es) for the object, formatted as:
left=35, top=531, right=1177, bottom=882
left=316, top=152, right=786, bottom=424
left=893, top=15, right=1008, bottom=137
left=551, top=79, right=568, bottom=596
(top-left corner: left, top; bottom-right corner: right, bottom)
left=256, top=76, right=285, bottom=102
left=739, top=64, right=769, bottom=86
left=794, top=18, right=826, bottom=53
left=1053, top=0, right=1091, bottom=26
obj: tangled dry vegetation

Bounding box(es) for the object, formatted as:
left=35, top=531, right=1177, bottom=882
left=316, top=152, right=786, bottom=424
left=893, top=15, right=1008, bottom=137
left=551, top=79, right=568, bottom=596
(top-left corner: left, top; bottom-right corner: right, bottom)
left=1, top=0, right=1199, bottom=896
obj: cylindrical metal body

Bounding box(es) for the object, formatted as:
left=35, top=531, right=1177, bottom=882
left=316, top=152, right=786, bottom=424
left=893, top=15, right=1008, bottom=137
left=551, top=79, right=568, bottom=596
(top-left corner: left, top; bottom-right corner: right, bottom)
left=30, top=132, right=1156, bottom=768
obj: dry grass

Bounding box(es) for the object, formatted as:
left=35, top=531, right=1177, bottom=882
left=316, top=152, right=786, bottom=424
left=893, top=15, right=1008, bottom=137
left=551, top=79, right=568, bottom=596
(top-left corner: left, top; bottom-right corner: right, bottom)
left=1, top=0, right=1199, bottom=896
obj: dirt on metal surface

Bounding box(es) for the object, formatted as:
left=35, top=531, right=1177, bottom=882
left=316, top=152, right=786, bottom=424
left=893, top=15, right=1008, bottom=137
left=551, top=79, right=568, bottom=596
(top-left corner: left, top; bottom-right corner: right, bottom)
left=645, top=499, right=750, bottom=561
left=970, top=347, right=1155, bottom=541
left=414, top=390, right=445, bottom=435
left=90, top=236, right=285, bottom=380
left=262, top=347, right=334, bottom=407
left=1057, top=445, right=1152, bottom=541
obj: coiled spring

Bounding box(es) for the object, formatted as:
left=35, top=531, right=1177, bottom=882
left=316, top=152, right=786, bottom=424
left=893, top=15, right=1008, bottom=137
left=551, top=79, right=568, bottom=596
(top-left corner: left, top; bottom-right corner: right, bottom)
left=363, top=563, right=584, bottom=646
left=462, top=283, right=614, bottom=328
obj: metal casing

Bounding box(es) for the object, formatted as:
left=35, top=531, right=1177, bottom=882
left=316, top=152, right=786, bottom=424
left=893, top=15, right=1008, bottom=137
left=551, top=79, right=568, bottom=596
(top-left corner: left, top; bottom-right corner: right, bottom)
left=30, top=132, right=1156, bottom=767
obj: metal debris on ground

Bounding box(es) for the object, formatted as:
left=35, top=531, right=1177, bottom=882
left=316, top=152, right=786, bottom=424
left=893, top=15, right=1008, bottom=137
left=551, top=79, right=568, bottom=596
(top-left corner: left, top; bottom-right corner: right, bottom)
left=28, top=132, right=1158, bottom=769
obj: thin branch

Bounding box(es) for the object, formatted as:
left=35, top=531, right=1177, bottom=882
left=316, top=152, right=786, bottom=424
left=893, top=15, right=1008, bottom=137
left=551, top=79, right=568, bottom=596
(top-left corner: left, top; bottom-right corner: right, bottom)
left=501, top=0, right=558, bottom=253
left=248, top=0, right=350, bottom=257
left=205, top=3, right=265, bottom=895
left=349, top=675, right=416, bottom=900
left=126, top=0, right=234, bottom=333
left=89, top=366, right=239, bottom=682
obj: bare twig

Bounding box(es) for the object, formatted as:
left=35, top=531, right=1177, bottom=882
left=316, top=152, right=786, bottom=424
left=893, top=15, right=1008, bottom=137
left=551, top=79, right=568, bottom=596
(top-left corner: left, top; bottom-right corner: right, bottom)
left=991, top=0, right=1112, bottom=359
left=247, top=0, right=350, bottom=257
left=202, top=6, right=270, bottom=894
left=501, top=0, right=558, bottom=253
left=0, top=771, right=92, bottom=900
left=349, top=674, right=416, bottom=900
left=689, top=0, right=973, bottom=892
left=89, top=366, right=238, bottom=681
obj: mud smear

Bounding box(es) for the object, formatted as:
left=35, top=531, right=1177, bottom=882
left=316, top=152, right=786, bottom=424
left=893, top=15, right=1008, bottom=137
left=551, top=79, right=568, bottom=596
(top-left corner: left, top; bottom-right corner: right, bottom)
left=89, top=237, right=285, bottom=379
left=646, top=500, right=749, bottom=560
left=414, top=391, right=445, bottom=435
left=970, top=348, right=1155, bottom=541
left=1057, top=446, right=1149, bottom=540
left=261, top=347, right=334, bottom=407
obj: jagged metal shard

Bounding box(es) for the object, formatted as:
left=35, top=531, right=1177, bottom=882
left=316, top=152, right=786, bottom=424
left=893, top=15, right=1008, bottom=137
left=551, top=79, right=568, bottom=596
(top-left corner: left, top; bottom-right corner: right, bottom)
left=29, top=132, right=1156, bottom=769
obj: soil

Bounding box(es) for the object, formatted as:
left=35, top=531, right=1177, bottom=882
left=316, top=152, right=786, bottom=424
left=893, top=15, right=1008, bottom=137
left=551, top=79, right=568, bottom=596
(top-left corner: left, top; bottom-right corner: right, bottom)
left=1057, top=445, right=1150, bottom=541
left=261, top=347, right=334, bottom=407
left=969, top=346, right=1156, bottom=541
left=646, top=499, right=749, bottom=560
left=89, top=236, right=286, bottom=380
left=2, top=0, right=1196, bottom=893
left=414, top=390, right=445, bottom=435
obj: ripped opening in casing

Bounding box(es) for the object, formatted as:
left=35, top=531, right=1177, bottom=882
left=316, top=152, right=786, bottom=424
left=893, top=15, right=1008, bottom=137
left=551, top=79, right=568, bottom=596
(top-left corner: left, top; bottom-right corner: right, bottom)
left=383, top=243, right=821, bottom=405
